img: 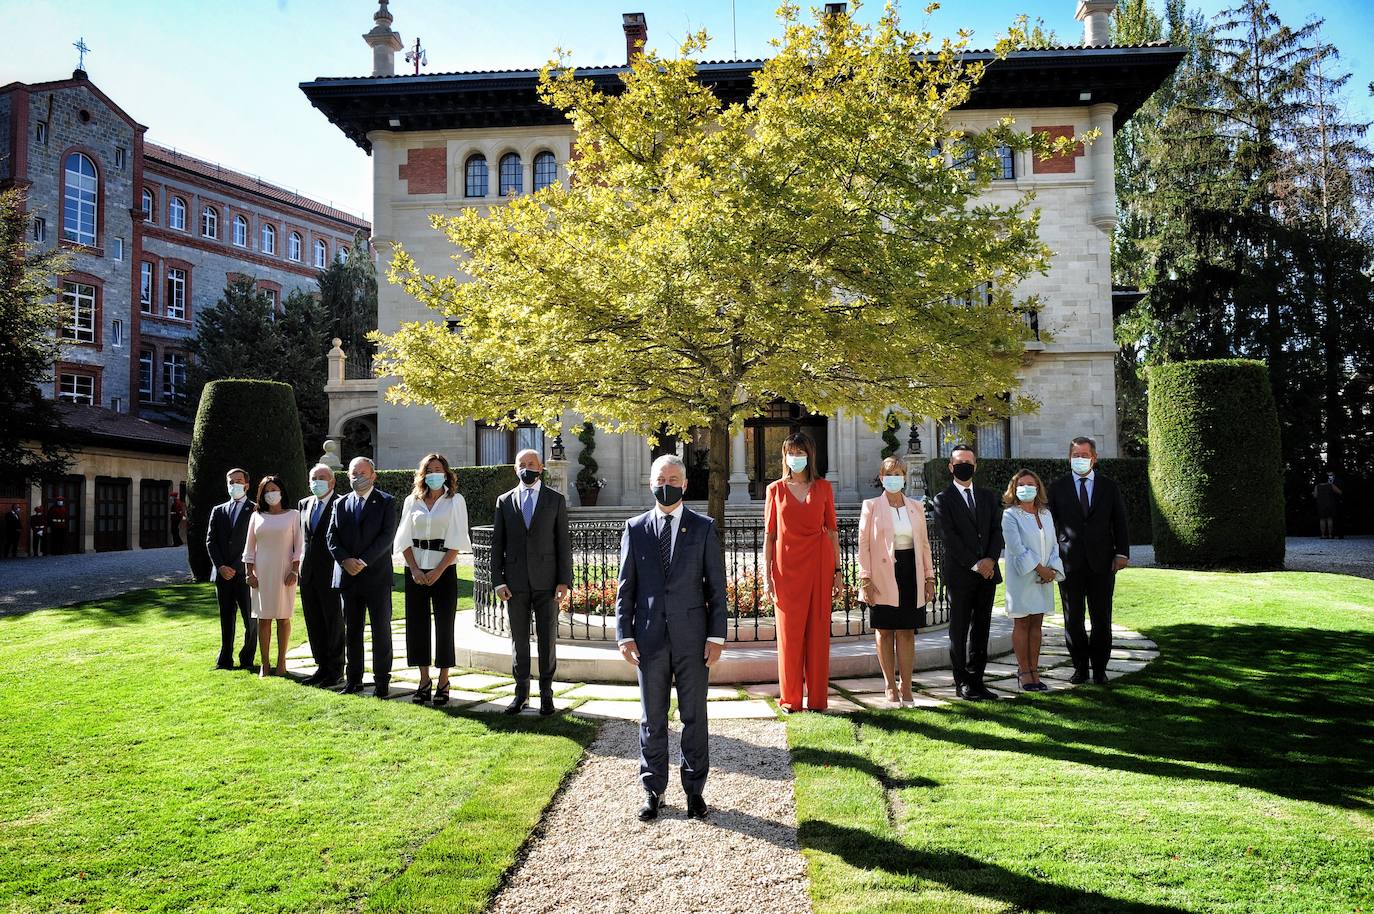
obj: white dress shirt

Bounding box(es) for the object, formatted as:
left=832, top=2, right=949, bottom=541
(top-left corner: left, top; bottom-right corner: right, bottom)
left=954, top=479, right=982, bottom=572
left=393, top=488, right=472, bottom=570
left=891, top=504, right=914, bottom=550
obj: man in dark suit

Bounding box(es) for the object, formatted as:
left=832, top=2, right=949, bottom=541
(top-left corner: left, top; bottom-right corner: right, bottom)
left=616, top=454, right=727, bottom=821
left=326, top=457, right=398, bottom=697
left=491, top=448, right=572, bottom=715
left=206, top=468, right=256, bottom=670
left=932, top=444, right=1004, bottom=701
left=3, top=505, right=20, bottom=558
left=298, top=463, right=345, bottom=687
left=1047, top=436, right=1130, bottom=685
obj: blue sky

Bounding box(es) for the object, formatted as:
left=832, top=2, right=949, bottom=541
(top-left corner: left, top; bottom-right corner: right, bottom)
left=8, top=0, right=1372, bottom=223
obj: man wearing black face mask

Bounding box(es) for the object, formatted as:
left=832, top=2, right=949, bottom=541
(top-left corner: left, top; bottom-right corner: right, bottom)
left=491, top=448, right=572, bottom=715
left=932, top=444, right=1004, bottom=701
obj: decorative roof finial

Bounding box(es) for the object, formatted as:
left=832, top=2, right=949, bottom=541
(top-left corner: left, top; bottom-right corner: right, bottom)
left=364, top=0, right=404, bottom=77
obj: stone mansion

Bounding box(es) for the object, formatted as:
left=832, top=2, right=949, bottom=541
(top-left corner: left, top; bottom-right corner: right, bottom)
left=302, top=0, right=1181, bottom=507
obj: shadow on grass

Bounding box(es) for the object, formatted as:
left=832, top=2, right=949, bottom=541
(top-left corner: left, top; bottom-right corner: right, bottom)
left=793, top=746, right=938, bottom=791
left=42, top=581, right=220, bottom=627
left=801, top=819, right=1191, bottom=914
left=860, top=622, right=1374, bottom=809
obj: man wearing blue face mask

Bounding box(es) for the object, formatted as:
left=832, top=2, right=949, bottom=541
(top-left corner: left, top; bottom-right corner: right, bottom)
left=1047, top=436, right=1130, bottom=685
left=297, top=463, right=345, bottom=687
left=207, top=468, right=257, bottom=671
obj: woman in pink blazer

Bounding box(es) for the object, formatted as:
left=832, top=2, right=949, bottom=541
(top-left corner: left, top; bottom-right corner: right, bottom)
left=857, top=457, right=935, bottom=706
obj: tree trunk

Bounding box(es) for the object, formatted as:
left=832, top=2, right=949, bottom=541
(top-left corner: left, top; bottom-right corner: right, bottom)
left=707, top=413, right=731, bottom=533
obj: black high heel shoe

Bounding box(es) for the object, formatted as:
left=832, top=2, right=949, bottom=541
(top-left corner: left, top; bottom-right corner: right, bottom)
left=432, top=683, right=450, bottom=706
left=412, top=682, right=433, bottom=704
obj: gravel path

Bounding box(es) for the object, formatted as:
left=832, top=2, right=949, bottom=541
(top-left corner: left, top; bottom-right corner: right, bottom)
left=0, top=546, right=192, bottom=615
left=487, top=718, right=811, bottom=914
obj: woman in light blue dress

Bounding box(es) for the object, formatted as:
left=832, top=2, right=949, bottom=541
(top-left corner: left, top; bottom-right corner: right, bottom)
left=1001, top=469, right=1065, bottom=691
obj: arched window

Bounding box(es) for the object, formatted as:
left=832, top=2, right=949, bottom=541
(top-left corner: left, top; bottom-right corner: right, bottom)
left=465, top=154, right=488, bottom=198
left=201, top=206, right=218, bottom=239
left=62, top=153, right=98, bottom=246
left=335, top=245, right=348, bottom=263
left=533, top=151, right=557, bottom=191
left=261, top=223, right=276, bottom=254
left=167, top=196, right=186, bottom=231
left=232, top=215, right=248, bottom=247
left=314, top=239, right=328, bottom=268
left=141, top=188, right=155, bottom=223
left=499, top=152, right=522, bottom=196
left=287, top=232, right=302, bottom=262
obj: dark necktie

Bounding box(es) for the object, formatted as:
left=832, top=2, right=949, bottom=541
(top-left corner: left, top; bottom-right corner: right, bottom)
left=310, top=499, right=324, bottom=532
left=963, top=487, right=975, bottom=515
left=659, top=514, right=673, bottom=574
left=230, top=501, right=240, bottom=527
left=1079, top=477, right=1091, bottom=516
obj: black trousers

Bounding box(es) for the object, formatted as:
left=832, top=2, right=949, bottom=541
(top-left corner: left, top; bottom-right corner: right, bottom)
left=343, top=577, right=393, bottom=687
left=405, top=565, right=458, bottom=668
left=2, top=533, right=16, bottom=558
left=947, top=577, right=996, bottom=687
left=506, top=590, right=557, bottom=696
left=30, top=530, right=44, bottom=556
left=1059, top=569, right=1116, bottom=675
left=300, top=574, right=345, bottom=677
left=215, top=574, right=255, bottom=667
left=637, top=628, right=710, bottom=798
left=49, top=528, right=67, bottom=555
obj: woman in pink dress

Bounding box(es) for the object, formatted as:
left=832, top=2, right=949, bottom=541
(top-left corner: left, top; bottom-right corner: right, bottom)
left=243, top=475, right=303, bottom=677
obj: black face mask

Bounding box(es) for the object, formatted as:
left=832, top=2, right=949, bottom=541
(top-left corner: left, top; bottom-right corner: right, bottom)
left=951, top=463, right=976, bottom=482
left=652, top=484, right=684, bottom=507
left=518, top=468, right=541, bottom=485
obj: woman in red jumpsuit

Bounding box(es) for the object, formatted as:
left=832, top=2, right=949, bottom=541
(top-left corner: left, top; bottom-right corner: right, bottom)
left=764, top=432, right=843, bottom=712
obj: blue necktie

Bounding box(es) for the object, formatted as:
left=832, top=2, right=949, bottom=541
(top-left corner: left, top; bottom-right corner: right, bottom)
left=310, top=498, right=324, bottom=532
left=522, top=488, right=535, bottom=528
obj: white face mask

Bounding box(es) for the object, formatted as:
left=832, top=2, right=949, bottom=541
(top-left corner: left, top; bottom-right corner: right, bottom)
left=785, top=454, right=808, bottom=473
left=228, top=483, right=245, bottom=500
left=1016, top=485, right=1038, bottom=503
left=1071, top=456, right=1093, bottom=476
left=263, top=491, right=282, bottom=507
left=310, top=479, right=330, bottom=498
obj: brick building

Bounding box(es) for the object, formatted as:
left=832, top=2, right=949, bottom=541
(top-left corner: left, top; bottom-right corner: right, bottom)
left=0, top=68, right=370, bottom=553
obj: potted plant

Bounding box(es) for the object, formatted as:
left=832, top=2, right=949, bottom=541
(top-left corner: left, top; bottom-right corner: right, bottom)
left=575, top=422, right=603, bottom=506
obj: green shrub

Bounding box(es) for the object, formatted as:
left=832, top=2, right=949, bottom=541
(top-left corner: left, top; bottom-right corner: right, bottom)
left=331, top=464, right=516, bottom=528
left=187, top=380, right=308, bottom=581
left=924, top=455, right=1153, bottom=546
left=1147, top=359, right=1284, bottom=568
left=575, top=422, right=599, bottom=493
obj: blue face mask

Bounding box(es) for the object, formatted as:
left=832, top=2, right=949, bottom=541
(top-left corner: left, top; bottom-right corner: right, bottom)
left=1071, top=456, right=1093, bottom=476
left=1016, top=485, right=1038, bottom=503
left=424, top=472, right=446, bottom=491
left=786, top=454, right=808, bottom=473
left=880, top=475, right=905, bottom=493
left=310, top=479, right=330, bottom=498
left=227, top=483, right=245, bottom=500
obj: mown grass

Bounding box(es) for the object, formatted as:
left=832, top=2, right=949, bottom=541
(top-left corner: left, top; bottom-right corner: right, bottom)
left=789, top=568, right=1374, bottom=914
left=0, top=574, right=593, bottom=914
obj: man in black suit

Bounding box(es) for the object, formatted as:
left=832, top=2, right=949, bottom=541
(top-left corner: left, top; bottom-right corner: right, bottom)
left=491, top=448, right=572, bottom=715
left=932, top=444, right=1004, bottom=701
left=1047, top=436, right=1130, bottom=685
left=206, top=468, right=256, bottom=670
left=616, top=454, right=728, bottom=821
left=327, top=457, right=398, bottom=697
left=3, top=505, right=20, bottom=558
left=298, top=463, right=345, bottom=687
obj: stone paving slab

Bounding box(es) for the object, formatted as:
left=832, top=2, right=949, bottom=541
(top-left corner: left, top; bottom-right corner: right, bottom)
left=701, top=700, right=777, bottom=720
left=573, top=700, right=645, bottom=720
left=449, top=672, right=514, bottom=690
left=565, top=683, right=643, bottom=701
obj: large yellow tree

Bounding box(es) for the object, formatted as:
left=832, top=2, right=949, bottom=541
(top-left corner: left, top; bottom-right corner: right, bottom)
left=377, top=2, right=1084, bottom=523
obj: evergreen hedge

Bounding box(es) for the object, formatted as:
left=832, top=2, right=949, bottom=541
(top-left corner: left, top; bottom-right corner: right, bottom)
left=331, top=465, right=517, bottom=528
left=1147, top=359, right=1284, bottom=568
left=187, top=380, right=308, bottom=581
left=924, top=456, right=1153, bottom=545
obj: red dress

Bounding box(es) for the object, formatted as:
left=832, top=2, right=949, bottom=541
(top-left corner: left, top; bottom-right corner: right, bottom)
left=766, top=477, right=836, bottom=711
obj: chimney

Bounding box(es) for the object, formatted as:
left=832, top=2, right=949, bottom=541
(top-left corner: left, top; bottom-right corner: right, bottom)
left=1075, top=1, right=1117, bottom=48
left=364, top=0, right=404, bottom=76
left=623, top=12, right=647, bottom=63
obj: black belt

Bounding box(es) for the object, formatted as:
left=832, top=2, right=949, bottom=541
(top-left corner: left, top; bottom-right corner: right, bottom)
left=413, top=538, right=445, bottom=551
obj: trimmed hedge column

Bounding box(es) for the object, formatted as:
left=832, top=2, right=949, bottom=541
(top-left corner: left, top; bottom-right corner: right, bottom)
left=1148, top=359, right=1285, bottom=569
left=187, top=380, right=308, bottom=581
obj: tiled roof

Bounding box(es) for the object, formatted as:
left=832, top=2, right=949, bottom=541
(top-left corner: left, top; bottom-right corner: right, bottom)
left=143, top=142, right=369, bottom=230
left=55, top=402, right=192, bottom=454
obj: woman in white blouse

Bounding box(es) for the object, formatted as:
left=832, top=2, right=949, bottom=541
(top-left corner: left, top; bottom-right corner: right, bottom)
left=243, top=474, right=303, bottom=678
left=857, top=457, right=935, bottom=707
left=1000, top=469, right=1065, bottom=692
left=394, top=453, right=471, bottom=705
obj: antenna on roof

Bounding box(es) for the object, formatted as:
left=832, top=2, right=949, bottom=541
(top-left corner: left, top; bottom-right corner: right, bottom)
left=405, top=36, right=427, bottom=75
left=732, top=0, right=737, bottom=60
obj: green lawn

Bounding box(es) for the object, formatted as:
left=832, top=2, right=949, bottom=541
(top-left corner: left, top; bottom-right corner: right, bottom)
left=789, top=568, right=1374, bottom=914
left=0, top=569, right=593, bottom=914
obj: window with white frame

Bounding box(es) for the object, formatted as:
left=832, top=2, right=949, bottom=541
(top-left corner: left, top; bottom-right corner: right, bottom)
left=139, top=262, right=154, bottom=312
left=141, top=188, right=155, bottom=222
left=165, top=268, right=187, bottom=320
left=288, top=232, right=302, bottom=262
left=112, top=236, right=123, bottom=261
left=114, top=147, right=127, bottom=170
left=138, top=349, right=154, bottom=400
left=110, top=319, right=123, bottom=348
left=58, top=373, right=95, bottom=405
left=32, top=216, right=46, bottom=243
left=35, top=121, right=48, bottom=144
left=61, top=281, right=96, bottom=343
left=110, top=396, right=123, bottom=413
left=499, top=153, right=522, bottom=196
left=168, top=196, right=186, bottom=230
left=314, top=239, right=327, bottom=268
left=232, top=215, right=248, bottom=247
left=62, top=153, right=98, bottom=246
left=335, top=245, right=347, bottom=263
left=162, top=352, right=187, bottom=402
left=261, top=223, right=276, bottom=254
left=201, top=206, right=218, bottom=239
left=264, top=289, right=278, bottom=311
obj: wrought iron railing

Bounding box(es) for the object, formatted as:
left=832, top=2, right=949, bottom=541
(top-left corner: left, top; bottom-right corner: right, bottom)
left=472, top=516, right=950, bottom=643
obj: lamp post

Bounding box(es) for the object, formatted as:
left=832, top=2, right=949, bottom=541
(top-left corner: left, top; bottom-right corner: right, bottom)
left=906, top=421, right=927, bottom=500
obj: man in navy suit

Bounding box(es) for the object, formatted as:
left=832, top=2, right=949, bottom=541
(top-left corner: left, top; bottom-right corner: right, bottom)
left=616, top=454, right=727, bottom=822
left=932, top=444, right=1005, bottom=701
left=206, top=468, right=256, bottom=670
left=326, top=457, right=398, bottom=697
left=298, top=463, right=345, bottom=687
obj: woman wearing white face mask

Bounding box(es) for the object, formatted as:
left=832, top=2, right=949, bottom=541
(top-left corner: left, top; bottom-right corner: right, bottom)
left=243, top=475, right=303, bottom=677
left=1000, top=469, right=1064, bottom=691
left=857, top=457, right=935, bottom=706
left=393, top=453, right=471, bottom=705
